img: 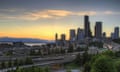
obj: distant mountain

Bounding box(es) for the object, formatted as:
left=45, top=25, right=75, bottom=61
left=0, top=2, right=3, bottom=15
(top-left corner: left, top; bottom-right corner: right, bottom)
left=0, top=37, right=54, bottom=43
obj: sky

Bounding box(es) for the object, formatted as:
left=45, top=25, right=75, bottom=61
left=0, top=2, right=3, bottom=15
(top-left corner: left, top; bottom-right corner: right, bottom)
left=0, top=0, right=120, bottom=40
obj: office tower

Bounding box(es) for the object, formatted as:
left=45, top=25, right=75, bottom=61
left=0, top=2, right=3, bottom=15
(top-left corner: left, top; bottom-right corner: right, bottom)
left=84, top=15, right=92, bottom=38
left=55, top=33, right=58, bottom=41
left=102, top=32, right=106, bottom=38
left=61, top=34, right=66, bottom=41
left=95, top=22, right=102, bottom=39
left=77, top=28, right=81, bottom=40
left=114, top=27, right=119, bottom=39
left=111, top=32, right=115, bottom=39
left=70, top=29, right=76, bottom=41
left=77, top=28, right=85, bottom=41
left=55, top=33, right=58, bottom=46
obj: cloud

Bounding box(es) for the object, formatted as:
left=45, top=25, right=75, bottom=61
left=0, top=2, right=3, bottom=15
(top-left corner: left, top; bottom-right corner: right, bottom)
left=20, top=10, right=73, bottom=20
left=103, top=11, right=120, bottom=15
left=104, top=11, right=113, bottom=15
left=0, top=14, right=16, bottom=19
left=0, top=9, right=120, bottom=20
left=21, top=10, right=97, bottom=20
left=75, top=11, right=97, bottom=16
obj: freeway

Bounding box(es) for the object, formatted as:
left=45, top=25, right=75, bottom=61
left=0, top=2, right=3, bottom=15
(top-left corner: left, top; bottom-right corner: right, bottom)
left=0, top=54, right=76, bottom=72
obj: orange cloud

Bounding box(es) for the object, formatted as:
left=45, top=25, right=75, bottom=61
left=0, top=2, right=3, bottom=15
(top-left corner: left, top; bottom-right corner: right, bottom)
left=75, top=11, right=97, bottom=16
left=20, top=9, right=73, bottom=20
left=0, top=9, right=120, bottom=20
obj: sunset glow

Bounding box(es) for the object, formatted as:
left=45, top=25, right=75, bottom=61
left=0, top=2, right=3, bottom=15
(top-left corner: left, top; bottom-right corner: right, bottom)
left=0, top=0, right=120, bottom=40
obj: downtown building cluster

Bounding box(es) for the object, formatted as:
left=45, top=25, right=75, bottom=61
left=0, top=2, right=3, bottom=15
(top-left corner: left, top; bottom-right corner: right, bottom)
left=55, top=15, right=119, bottom=47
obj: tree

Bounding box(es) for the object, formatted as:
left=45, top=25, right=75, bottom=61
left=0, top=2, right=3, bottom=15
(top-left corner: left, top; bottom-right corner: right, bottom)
left=115, top=50, right=120, bottom=57
left=16, top=66, right=22, bottom=72
left=83, top=62, right=91, bottom=72
left=74, top=53, right=83, bottom=66
left=44, top=67, right=50, bottom=72
left=115, top=61, right=120, bottom=72
left=82, top=51, right=90, bottom=65
left=25, top=57, right=33, bottom=65
left=102, top=50, right=115, bottom=58
left=1, top=61, right=6, bottom=69
left=66, top=69, right=72, bottom=72
left=19, top=59, right=24, bottom=66
left=14, top=59, right=19, bottom=66
left=8, top=60, right=12, bottom=67
left=91, top=55, right=116, bottom=72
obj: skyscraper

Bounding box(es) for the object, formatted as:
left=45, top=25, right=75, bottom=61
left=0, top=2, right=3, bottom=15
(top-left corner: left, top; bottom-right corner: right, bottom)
left=77, top=28, right=85, bottom=41
left=95, top=22, right=102, bottom=39
left=102, top=32, right=106, bottom=38
left=114, top=27, right=119, bottom=39
left=111, top=32, right=115, bottom=39
left=84, top=15, right=92, bottom=38
left=55, top=33, right=58, bottom=42
left=70, top=29, right=76, bottom=41
left=61, top=34, right=66, bottom=41
left=77, top=28, right=81, bottom=40
left=55, top=33, right=58, bottom=46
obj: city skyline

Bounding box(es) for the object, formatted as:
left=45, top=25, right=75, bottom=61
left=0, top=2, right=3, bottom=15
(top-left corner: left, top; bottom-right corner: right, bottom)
left=0, top=0, right=120, bottom=40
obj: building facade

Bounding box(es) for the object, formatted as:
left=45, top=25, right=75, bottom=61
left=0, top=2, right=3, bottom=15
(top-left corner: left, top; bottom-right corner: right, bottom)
left=95, top=22, right=102, bottom=39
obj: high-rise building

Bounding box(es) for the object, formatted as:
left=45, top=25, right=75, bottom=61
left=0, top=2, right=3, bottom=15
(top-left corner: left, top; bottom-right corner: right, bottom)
left=61, top=34, right=66, bottom=41
left=84, top=15, right=92, bottom=38
left=70, top=29, right=76, bottom=41
left=95, top=22, right=102, bottom=39
left=102, top=32, right=106, bottom=38
left=77, top=28, right=81, bottom=40
left=111, top=32, right=115, bottom=39
left=55, top=33, right=58, bottom=41
left=77, top=28, right=85, bottom=41
left=114, top=27, right=119, bottom=39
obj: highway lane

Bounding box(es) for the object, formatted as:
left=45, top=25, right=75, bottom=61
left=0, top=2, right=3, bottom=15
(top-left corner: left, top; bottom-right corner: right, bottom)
left=0, top=54, right=76, bottom=72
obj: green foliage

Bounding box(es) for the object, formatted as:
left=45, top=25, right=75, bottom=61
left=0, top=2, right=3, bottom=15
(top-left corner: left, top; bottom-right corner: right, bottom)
left=66, top=69, right=72, bottom=72
left=115, top=50, right=120, bottom=57
left=74, top=53, right=83, bottom=66
left=82, top=51, right=91, bottom=65
left=44, top=67, right=50, bottom=72
left=91, top=55, right=116, bottom=72
left=25, top=57, right=33, bottom=65
left=7, top=66, right=51, bottom=72
left=74, top=51, right=92, bottom=67
left=8, top=60, right=12, bottom=67
left=16, top=66, right=22, bottom=72
left=83, top=62, right=91, bottom=72
left=5, top=50, right=13, bottom=56
left=19, top=59, right=24, bottom=66
left=102, top=50, right=115, bottom=57
left=14, top=59, right=19, bottom=66
left=1, top=61, right=6, bottom=69
left=115, top=61, right=120, bottom=72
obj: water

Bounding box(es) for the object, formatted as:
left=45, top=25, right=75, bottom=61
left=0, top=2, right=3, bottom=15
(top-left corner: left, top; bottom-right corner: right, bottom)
left=0, top=42, right=46, bottom=46
left=25, top=43, right=46, bottom=46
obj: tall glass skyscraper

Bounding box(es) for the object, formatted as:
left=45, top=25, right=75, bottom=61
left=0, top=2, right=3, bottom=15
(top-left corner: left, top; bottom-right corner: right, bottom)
left=84, top=15, right=92, bottom=38
left=114, top=27, right=119, bottom=39
left=70, top=29, right=76, bottom=41
left=95, top=22, right=102, bottom=39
